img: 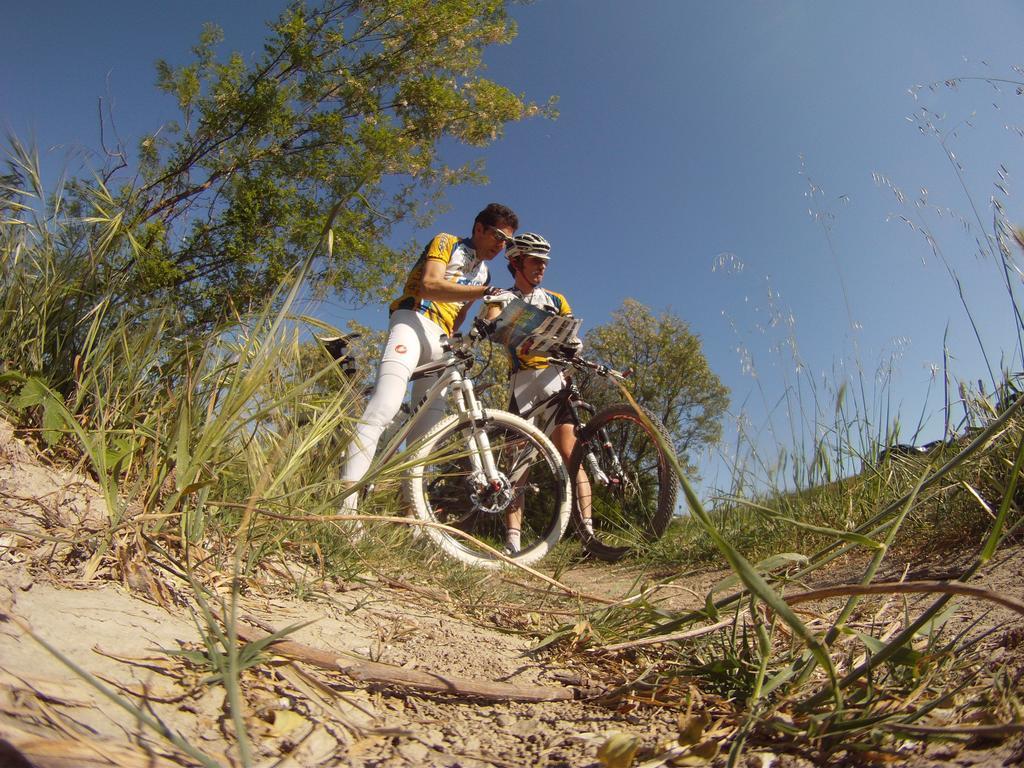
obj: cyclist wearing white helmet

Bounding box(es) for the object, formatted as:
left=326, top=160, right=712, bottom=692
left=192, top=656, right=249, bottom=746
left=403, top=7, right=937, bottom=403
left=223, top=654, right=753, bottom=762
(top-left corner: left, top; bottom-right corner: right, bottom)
left=501, top=233, right=577, bottom=413
left=486, top=232, right=591, bottom=552
left=341, top=203, right=518, bottom=513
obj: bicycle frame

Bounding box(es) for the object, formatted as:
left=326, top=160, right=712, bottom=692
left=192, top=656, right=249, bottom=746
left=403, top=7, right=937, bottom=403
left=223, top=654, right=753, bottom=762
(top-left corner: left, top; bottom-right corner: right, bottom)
left=365, top=334, right=504, bottom=494
left=517, top=355, right=630, bottom=490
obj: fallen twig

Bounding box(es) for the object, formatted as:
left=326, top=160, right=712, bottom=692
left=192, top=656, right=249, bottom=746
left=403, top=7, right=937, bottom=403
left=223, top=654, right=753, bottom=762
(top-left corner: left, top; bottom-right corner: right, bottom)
left=882, top=721, right=1024, bottom=737
left=232, top=616, right=576, bottom=702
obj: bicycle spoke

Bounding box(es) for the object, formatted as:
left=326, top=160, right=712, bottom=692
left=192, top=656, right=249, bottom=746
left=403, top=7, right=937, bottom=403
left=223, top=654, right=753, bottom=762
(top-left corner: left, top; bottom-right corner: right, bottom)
left=571, top=404, right=678, bottom=561
left=406, top=412, right=570, bottom=568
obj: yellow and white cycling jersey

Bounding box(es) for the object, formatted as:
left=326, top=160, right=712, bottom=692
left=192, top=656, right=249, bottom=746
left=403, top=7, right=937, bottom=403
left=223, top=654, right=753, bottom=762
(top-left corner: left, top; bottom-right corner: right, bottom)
left=506, top=287, right=573, bottom=372
left=389, top=233, right=490, bottom=336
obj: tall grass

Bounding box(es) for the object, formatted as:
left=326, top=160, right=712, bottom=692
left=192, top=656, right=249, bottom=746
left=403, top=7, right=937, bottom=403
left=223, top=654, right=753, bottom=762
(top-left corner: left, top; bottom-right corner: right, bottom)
left=1, top=138, right=387, bottom=763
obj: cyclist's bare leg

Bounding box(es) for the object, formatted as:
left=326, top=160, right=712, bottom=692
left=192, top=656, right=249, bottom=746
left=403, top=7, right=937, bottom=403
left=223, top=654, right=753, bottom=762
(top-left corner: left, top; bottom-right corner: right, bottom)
left=549, top=423, right=593, bottom=532
left=505, top=505, right=523, bottom=553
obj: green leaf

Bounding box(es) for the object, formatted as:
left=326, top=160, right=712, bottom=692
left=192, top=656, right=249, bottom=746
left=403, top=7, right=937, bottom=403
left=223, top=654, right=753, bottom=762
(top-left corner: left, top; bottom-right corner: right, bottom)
left=41, top=393, right=66, bottom=446
left=13, top=378, right=47, bottom=410
left=702, top=590, right=719, bottom=620
left=238, top=620, right=316, bottom=666
left=529, top=626, right=577, bottom=654
left=10, top=378, right=70, bottom=446
left=103, top=437, right=134, bottom=470
left=853, top=631, right=922, bottom=667
left=176, top=408, right=191, bottom=482
left=711, top=553, right=808, bottom=594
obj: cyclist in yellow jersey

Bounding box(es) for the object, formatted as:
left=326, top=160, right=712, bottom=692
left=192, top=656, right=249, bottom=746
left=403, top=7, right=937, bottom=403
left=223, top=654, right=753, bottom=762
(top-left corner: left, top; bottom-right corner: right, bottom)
left=485, top=233, right=592, bottom=552
left=341, top=204, right=518, bottom=512
left=389, top=233, right=491, bottom=337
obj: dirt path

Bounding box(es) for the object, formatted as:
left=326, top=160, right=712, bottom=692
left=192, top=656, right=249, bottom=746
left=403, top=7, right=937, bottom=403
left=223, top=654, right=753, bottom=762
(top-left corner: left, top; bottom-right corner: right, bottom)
left=2, top=419, right=1023, bottom=767
left=0, top=569, right=683, bottom=767
left=0, top=419, right=685, bottom=767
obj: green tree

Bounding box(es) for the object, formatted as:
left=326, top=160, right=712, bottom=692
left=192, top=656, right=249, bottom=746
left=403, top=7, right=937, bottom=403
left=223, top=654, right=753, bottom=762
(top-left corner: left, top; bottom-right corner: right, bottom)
left=474, top=338, right=512, bottom=410
left=580, top=299, right=729, bottom=476
left=86, top=0, right=554, bottom=326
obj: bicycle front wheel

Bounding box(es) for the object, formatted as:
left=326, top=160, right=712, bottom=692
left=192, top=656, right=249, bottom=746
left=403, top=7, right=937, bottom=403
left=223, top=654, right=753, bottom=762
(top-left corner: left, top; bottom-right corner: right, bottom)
left=569, top=403, right=678, bottom=561
left=404, top=410, right=571, bottom=569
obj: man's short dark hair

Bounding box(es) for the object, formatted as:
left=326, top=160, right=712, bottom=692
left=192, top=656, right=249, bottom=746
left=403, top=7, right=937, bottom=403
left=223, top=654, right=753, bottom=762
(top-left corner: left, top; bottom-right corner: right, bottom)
left=474, top=203, right=518, bottom=232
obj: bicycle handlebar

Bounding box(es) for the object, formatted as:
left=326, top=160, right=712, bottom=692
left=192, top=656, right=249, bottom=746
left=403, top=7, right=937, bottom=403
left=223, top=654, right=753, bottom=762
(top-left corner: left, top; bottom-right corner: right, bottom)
left=546, top=353, right=631, bottom=381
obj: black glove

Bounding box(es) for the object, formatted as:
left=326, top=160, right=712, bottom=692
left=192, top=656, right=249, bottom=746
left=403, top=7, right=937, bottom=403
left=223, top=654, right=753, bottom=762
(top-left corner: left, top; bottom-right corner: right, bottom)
left=472, top=316, right=497, bottom=339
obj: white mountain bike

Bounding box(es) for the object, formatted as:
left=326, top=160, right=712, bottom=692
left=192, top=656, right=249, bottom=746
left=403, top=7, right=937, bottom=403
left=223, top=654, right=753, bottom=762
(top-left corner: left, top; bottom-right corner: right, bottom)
left=331, top=321, right=571, bottom=569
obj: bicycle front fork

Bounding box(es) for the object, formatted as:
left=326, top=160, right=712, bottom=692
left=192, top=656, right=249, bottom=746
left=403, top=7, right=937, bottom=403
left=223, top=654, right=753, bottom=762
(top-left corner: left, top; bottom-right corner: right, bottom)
left=450, top=378, right=511, bottom=512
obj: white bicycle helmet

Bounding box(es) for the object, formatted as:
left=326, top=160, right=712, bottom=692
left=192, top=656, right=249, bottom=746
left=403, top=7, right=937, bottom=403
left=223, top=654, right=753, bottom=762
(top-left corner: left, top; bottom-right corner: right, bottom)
left=505, top=232, right=551, bottom=261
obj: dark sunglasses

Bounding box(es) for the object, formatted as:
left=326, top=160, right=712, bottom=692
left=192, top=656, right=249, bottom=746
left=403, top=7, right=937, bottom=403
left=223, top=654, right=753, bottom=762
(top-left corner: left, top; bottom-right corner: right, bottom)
left=487, top=226, right=513, bottom=245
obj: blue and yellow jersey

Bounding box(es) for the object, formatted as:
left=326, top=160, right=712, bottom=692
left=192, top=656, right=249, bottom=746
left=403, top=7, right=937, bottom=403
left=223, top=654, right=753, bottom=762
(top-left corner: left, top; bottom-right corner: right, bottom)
left=507, top=287, right=573, bottom=371
left=389, top=234, right=490, bottom=336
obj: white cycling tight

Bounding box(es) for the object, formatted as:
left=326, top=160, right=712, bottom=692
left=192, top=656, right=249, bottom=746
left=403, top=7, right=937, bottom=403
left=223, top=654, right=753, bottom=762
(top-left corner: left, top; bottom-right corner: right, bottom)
left=341, top=310, right=447, bottom=509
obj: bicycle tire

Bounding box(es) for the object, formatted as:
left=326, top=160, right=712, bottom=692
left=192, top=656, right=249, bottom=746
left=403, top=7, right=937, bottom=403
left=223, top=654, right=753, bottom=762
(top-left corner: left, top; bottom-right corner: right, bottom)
left=569, top=403, right=678, bottom=561
left=403, top=409, right=571, bottom=569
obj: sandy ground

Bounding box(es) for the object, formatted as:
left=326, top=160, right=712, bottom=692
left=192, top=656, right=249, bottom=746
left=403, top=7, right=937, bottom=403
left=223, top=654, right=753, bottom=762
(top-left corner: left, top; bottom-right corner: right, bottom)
left=1, top=418, right=1022, bottom=767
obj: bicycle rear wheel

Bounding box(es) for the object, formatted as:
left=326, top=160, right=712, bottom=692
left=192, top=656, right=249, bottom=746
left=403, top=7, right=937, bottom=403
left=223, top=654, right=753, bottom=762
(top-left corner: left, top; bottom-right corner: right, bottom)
left=569, top=403, right=678, bottom=561
left=404, top=410, right=571, bottom=569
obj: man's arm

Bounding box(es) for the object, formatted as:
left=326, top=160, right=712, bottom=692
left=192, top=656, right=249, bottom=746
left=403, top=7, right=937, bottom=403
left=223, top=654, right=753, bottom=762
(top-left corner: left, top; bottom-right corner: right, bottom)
left=455, top=286, right=515, bottom=332
left=416, top=259, right=489, bottom=302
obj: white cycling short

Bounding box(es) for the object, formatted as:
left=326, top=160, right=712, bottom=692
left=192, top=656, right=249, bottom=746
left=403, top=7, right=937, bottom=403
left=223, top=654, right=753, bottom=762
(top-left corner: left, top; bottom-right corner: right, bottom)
left=509, top=366, right=568, bottom=432
left=342, top=309, right=448, bottom=493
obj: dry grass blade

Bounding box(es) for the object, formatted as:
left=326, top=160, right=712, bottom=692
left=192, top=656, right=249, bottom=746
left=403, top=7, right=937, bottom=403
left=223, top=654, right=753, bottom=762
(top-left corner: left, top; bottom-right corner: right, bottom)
left=790, top=462, right=930, bottom=694
left=0, top=721, right=179, bottom=768
left=782, top=580, right=1024, bottom=615
left=257, top=508, right=619, bottom=603
left=980, top=426, right=1024, bottom=562
left=882, top=722, right=1024, bottom=736
left=592, top=616, right=739, bottom=653
left=275, top=665, right=377, bottom=740
left=959, top=480, right=995, bottom=518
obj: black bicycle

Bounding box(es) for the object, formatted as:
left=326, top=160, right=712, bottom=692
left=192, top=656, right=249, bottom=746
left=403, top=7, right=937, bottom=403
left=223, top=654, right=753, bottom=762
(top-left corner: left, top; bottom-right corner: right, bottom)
left=517, top=353, right=679, bottom=562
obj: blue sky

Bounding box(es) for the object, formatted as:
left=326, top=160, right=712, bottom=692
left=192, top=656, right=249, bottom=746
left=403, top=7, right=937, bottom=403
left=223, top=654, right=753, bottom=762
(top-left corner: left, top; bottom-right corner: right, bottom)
left=5, top=1, right=1024, bottom=496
